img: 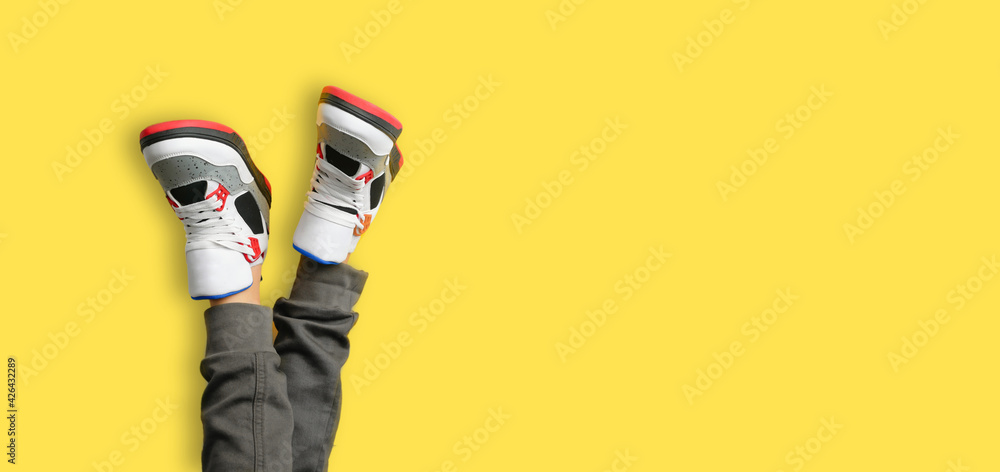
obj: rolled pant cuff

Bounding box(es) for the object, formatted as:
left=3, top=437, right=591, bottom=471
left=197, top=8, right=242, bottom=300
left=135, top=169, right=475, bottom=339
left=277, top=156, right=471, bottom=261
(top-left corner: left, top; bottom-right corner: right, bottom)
left=203, top=303, right=275, bottom=356
left=289, top=256, right=368, bottom=312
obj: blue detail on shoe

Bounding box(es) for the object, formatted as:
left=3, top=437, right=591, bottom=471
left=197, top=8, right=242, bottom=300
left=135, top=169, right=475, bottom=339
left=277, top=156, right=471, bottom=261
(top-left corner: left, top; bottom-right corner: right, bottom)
left=191, top=283, right=254, bottom=300
left=293, top=243, right=341, bottom=265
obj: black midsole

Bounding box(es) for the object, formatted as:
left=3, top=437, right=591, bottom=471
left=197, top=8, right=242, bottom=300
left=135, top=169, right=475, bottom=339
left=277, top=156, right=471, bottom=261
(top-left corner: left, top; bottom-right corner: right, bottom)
left=320, top=92, right=402, bottom=141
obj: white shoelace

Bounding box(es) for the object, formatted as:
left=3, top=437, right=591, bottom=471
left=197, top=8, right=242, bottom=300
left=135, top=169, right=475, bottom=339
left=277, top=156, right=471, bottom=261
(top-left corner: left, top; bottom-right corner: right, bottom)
left=303, top=157, right=366, bottom=231
left=174, top=196, right=257, bottom=257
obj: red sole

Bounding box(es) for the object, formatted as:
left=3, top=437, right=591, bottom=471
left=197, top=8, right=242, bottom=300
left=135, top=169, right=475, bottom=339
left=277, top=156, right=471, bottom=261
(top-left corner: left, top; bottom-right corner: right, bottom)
left=140, top=120, right=237, bottom=139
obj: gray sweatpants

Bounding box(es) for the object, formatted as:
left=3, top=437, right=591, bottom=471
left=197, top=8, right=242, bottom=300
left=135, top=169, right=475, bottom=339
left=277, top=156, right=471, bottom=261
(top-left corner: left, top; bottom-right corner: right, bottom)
left=199, top=257, right=368, bottom=472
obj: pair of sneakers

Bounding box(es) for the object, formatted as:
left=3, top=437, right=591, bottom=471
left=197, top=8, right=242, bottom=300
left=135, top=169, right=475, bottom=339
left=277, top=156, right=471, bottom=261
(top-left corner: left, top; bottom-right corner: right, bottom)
left=139, top=86, right=403, bottom=299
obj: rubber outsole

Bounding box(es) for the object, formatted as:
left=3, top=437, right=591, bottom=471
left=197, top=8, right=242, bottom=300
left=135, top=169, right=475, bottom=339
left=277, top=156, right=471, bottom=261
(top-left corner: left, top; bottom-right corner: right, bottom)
left=191, top=282, right=253, bottom=301
left=292, top=243, right=342, bottom=265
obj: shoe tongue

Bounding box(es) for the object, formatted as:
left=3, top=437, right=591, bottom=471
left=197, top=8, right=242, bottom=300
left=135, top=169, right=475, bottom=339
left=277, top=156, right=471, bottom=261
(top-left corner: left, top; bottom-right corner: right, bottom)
left=170, top=181, right=208, bottom=206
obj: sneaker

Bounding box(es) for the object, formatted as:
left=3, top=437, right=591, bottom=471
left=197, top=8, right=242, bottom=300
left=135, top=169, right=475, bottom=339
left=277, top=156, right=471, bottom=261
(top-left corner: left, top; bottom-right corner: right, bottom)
left=293, top=86, right=403, bottom=264
left=139, top=120, right=272, bottom=300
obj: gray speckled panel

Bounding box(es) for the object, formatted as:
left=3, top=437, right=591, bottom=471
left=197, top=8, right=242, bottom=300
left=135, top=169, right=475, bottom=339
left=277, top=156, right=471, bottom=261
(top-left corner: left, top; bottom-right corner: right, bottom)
left=319, top=124, right=388, bottom=177
left=150, top=155, right=270, bottom=229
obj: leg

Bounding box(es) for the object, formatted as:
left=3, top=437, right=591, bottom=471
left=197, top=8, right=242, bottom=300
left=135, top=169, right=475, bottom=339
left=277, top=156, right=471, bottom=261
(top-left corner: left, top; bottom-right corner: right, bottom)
left=279, top=86, right=403, bottom=471
left=201, top=266, right=295, bottom=472
left=272, top=257, right=367, bottom=472
left=138, top=120, right=292, bottom=471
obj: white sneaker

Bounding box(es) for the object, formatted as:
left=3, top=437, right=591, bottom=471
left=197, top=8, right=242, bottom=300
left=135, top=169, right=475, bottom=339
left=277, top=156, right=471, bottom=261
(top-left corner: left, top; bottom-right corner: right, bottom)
left=293, top=86, right=403, bottom=264
left=139, top=120, right=272, bottom=299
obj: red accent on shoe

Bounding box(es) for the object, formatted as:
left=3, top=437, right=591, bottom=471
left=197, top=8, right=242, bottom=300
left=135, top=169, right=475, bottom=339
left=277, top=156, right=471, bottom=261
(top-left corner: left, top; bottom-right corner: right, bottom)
left=322, top=86, right=402, bottom=132
left=166, top=194, right=179, bottom=208
left=207, top=184, right=230, bottom=211
left=356, top=169, right=374, bottom=184
left=140, top=120, right=237, bottom=139
left=243, top=237, right=262, bottom=263
left=316, top=143, right=323, bottom=159
left=353, top=214, right=373, bottom=236
left=263, top=174, right=272, bottom=193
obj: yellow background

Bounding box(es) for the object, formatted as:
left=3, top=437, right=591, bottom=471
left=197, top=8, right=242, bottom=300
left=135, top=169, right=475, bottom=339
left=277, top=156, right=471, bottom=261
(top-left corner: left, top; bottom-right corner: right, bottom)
left=2, top=0, right=998, bottom=470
